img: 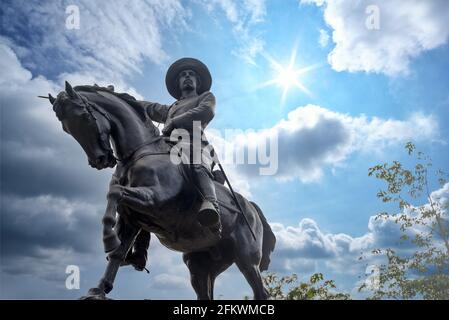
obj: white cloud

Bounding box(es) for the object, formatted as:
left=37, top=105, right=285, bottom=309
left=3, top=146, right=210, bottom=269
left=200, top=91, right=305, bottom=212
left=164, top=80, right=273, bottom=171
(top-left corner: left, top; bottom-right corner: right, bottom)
left=0, top=43, right=32, bottom=85
left=319, top=29, right=329, bottom=48
left=1, top=0, right=188, bottom=81
left=214, top=0, right=239, bottom=23
left=431, top=182, right=449, bottom=207
left=200, top=0, right=267, bottom=65
left=270, top=183, right=449, bottom=288
left=271, top=218, right=371, bottom=269
left=233, top=36, right=265, bottom=66
left=227, top=104, right=439, bottom=182
left=244, top=0, right=267, bottom=24
left=302, top=0, right=449, bottom=75
left=211, top=0, right=266, bottom=24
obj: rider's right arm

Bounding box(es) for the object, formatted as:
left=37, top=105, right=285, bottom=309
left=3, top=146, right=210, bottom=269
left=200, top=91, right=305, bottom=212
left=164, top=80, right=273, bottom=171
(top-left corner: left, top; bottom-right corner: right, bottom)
left=137, top=101, right=169, bottom=123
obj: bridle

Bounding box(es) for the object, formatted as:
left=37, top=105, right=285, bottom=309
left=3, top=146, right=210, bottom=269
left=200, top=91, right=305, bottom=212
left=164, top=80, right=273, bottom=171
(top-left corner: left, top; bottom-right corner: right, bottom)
left=58, top=90, right=171, bottom=170
left=54, top=91, right=117, bottom=163
left=78, top=92, right=170, bottom=166
left=77, top=94, right=118, bottom=161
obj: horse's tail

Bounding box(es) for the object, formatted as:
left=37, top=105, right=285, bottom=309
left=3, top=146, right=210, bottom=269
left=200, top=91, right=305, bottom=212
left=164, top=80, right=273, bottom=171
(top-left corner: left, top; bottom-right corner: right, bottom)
left=250, top=201, right=276, bottom=271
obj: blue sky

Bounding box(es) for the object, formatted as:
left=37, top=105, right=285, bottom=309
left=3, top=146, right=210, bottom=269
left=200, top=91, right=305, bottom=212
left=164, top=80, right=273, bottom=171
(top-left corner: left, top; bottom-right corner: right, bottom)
left=1, top=0, right=448, bottom=299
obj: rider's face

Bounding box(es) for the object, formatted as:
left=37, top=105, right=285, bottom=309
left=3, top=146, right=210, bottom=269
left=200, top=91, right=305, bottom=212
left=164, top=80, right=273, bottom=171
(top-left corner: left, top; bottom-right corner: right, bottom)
left=178, top=69, right=199, bottom=93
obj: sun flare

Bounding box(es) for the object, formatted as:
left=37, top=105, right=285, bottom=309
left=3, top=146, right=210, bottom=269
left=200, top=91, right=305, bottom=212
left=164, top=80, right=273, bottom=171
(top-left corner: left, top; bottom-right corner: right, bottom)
left=277, top=66, right=298, bottom=89
left=259, top=46, right=318, bottom=104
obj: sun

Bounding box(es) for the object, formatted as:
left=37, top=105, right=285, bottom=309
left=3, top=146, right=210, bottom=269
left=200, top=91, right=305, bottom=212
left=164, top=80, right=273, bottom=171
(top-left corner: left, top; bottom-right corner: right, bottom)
left=259, top=46, right=318, bottom=104
left=277, top=66, right=298, bottom=89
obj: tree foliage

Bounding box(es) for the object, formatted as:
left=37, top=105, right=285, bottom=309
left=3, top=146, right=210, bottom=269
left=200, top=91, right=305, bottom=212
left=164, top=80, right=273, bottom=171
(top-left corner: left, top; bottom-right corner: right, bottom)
left=359, top=142, right=449, bottom=299
left=262, top=272, right=350, bottom=300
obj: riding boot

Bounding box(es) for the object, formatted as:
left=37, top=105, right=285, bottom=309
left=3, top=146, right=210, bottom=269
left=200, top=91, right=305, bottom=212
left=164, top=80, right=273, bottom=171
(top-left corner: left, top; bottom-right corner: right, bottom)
left=191, top=164, right=222, bottom=236
left=123, top=230, right=150, bottom=271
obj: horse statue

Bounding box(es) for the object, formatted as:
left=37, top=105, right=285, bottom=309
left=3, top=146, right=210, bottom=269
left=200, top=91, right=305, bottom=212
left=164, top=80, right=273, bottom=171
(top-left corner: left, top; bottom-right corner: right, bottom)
left=47, top=81, right=276, bottom=300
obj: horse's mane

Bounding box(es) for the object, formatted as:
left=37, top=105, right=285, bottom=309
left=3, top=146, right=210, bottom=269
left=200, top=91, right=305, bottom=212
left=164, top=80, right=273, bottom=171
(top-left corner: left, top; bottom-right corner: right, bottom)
left=73, top=85, right=152, bottom=126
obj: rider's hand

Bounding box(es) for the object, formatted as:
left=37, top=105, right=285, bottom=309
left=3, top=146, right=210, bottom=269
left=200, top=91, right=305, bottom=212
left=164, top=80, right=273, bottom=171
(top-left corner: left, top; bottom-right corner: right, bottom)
left=162, top=121, right=174, bottom=136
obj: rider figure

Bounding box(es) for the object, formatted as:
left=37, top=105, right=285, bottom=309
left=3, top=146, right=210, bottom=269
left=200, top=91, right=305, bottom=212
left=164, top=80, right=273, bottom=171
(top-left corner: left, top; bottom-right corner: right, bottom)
left=124, top=58, right=221, bottom=271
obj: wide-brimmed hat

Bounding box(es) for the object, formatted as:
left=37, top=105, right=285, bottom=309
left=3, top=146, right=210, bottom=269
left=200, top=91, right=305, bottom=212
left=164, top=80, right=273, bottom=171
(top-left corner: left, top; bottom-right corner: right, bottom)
left=165, top=57, right=212, bottom=99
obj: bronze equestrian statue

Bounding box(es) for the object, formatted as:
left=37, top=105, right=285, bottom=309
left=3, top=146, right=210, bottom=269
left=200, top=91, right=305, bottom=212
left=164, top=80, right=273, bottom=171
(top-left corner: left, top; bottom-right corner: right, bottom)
left=46, top=58, right=276, bottom=300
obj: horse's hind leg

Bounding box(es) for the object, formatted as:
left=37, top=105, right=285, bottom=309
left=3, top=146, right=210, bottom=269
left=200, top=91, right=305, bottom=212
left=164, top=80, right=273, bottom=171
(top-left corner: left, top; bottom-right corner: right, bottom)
left=183, top=248, right=233, bottom=300
left=82, top=217, right=139, bottom=299
left=235, top=260, right=268, bottom=300
left=183, top=252, right=214, bottom=300
left=234, top=231, right=269, bottom=300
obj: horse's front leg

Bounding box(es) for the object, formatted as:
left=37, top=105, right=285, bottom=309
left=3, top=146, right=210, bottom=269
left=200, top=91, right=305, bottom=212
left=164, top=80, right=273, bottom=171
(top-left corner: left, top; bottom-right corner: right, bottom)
left=102, top=178, right=122, bottom=253
left=102, top=183, right=158, bottom=258
left=81, top=217, right=140, bottom=300
left=110, top=160, right=183, bottom=215
left=110, top=184, right=161, bottom=213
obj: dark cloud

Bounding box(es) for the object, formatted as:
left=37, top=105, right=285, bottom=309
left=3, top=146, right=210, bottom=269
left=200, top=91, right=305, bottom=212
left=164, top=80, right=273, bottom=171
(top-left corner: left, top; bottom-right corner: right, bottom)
left=0, top=42, right=109, bottom=287
left=0, top=41, right=194, bottom=299
left=0, top=47, right=113, bottom=200
left=1, top=194, right=102, bottom=258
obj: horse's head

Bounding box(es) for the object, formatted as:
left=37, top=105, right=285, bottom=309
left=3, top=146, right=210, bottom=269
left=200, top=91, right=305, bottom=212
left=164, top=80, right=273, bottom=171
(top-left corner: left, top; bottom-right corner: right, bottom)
left=50, top=81, right=116, bottom=170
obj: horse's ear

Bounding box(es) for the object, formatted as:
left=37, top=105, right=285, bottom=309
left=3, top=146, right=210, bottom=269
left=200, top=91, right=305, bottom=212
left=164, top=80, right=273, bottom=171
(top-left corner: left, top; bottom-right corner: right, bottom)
left=65, top=81, right=76, bottom=98
left=48, top=93, right=56, bottom=105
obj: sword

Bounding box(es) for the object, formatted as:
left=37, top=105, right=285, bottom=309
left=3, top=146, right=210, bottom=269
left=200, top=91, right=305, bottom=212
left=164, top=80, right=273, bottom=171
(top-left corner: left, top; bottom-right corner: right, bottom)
left=38, top=94, right=56, bottom=104
left=214, top=156, right=257, bottom=242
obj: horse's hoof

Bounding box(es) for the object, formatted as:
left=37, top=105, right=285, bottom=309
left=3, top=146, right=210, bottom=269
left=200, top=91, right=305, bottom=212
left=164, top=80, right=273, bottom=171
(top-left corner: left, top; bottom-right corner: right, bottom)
left=79, top=288, right=112, bottom=300
left=79, top=294, right=109, bottom=300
